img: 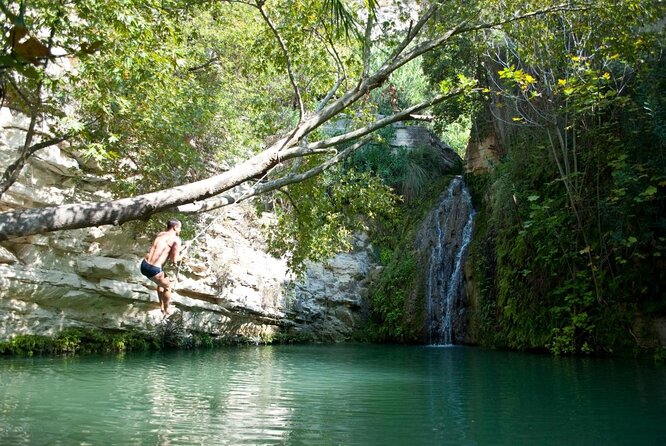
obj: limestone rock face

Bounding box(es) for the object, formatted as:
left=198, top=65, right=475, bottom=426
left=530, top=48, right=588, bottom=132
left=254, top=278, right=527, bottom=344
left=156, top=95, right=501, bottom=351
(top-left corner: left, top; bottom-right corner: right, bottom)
left=327, top=118, right=461, bottom=172
left=0, top=111, right=379, bottom=343
left=0, top=205, right=379, bottom=342
left=391, top=122, right=461, bottom=172
left=0, top=245, right=17, bottom=264
left=288, top=233, right=376, bottom=341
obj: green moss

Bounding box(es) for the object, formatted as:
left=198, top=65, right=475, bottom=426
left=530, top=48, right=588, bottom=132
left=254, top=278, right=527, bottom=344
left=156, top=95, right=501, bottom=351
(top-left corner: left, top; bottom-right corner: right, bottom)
left=265, top=331, right=316, bottom=345
left=368, top=250, right=418, bottom=342
left=0, top=325, right=294, bottom=357
left=0, top=335, right=50, bottom=356
left=0, top=328, right=159, bottom=357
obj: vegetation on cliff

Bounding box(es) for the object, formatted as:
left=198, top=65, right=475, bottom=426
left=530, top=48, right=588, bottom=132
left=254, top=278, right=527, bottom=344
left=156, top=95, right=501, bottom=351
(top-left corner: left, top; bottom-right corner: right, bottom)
left=425, top=0, right=665, bottom=355
left=0, top=324, right=314, bottom=357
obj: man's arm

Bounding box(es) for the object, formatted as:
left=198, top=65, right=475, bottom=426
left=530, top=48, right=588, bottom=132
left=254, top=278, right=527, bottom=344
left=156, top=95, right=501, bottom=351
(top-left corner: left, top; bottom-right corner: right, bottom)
left=169, top=238, right=182, bottom=264
left=180, top=240, right=192, bottom=256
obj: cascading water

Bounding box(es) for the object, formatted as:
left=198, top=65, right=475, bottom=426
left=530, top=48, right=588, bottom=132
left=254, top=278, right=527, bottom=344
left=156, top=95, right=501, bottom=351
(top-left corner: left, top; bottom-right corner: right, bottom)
left=424, top=176, right=475, bottom=345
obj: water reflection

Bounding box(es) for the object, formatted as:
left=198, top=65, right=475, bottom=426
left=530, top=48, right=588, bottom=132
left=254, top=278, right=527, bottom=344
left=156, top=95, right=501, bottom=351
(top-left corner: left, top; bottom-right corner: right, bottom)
left=137, top=348, right=295, bottom=445
left=1, top=346, right=665, bottom=445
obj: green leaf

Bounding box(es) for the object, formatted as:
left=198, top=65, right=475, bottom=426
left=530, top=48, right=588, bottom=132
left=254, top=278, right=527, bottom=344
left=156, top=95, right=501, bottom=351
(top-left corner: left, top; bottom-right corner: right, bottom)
left=642, top=186, right=657, bottom=197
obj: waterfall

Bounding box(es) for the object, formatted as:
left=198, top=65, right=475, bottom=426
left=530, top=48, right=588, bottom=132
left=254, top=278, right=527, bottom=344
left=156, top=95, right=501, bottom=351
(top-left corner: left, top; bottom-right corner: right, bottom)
left=425, top=176, right=476, bottom=345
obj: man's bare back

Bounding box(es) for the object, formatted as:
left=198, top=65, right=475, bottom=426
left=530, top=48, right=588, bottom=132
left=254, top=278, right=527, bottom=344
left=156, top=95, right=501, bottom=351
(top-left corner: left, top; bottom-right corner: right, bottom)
left=144, top=230, right=181, bottom=268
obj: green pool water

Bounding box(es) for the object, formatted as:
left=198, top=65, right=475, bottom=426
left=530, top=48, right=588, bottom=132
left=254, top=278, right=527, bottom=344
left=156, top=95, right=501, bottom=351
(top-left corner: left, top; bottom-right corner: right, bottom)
left=1, top=344, right=665, bottom=445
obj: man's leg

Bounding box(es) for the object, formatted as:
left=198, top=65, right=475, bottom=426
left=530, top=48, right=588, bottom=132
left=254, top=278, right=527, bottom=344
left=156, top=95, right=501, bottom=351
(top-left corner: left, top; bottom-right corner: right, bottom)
left=157, top=286, right=166, bottom=314
left=161, top=284, right=173, bottom=315
left=151, top=273, right=172, bottom=315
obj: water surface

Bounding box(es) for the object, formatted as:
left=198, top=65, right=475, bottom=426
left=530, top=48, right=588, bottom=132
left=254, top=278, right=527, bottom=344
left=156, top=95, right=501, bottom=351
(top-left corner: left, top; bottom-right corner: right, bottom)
left=1, top=345, right=665, bottom=445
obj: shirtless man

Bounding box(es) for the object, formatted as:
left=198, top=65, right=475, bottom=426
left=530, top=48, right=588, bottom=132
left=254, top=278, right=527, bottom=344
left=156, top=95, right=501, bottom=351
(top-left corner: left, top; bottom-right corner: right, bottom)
left=140, top=219, right=186, bottom=316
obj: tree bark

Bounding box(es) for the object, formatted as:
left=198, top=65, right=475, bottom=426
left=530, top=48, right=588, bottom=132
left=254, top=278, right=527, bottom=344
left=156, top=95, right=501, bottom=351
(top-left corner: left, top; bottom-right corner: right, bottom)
left=0, top=89, right=455, bottom=240
left=0, top=3, right=575, bottom=242
left=0, top=144, right=282, bottom=240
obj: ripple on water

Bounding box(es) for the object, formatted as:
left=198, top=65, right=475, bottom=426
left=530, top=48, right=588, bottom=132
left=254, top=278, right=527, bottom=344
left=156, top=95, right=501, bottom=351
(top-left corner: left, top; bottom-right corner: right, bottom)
left=1, top=346, right=666, bottom=445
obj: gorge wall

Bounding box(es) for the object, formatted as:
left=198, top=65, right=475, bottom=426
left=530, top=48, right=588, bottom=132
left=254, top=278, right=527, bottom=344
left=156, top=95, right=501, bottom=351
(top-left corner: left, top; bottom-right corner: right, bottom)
left=462, top=94, right=666, bottom=351
left=1, top=111, right=461, bottom=344
left=0, top=110, right=378, bottom=343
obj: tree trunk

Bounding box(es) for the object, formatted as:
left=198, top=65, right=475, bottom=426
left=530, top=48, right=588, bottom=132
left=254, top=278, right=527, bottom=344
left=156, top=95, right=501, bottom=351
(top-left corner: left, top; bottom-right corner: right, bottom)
left=0, top=145, right=281, bottom=241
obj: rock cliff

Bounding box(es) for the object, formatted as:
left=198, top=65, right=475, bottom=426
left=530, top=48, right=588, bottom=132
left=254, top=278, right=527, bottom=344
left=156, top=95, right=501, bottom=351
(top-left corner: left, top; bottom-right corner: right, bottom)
left=0, top=109, right=377, bottom=343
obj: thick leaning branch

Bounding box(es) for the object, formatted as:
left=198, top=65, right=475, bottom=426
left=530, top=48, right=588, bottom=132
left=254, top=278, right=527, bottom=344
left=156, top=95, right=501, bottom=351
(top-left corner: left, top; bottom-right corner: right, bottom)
left=175, top=84, right=460, bottom=215
left=178, top=137, right=371, bottom=214
left=0, top=4, right=455, bottom=240
left=0, top=3, right=575, bottom=241
left=0, top=145, right=283, bottom=241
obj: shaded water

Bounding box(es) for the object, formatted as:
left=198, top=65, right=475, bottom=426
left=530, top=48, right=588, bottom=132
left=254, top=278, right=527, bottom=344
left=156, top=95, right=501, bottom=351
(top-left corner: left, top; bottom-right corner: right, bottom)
left=1, top=345, right=665, bottom=445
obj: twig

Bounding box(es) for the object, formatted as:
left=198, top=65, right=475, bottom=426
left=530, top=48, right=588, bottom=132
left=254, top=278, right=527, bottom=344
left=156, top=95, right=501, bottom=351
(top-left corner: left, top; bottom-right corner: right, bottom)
left=255, top=0, right=305, bottom=122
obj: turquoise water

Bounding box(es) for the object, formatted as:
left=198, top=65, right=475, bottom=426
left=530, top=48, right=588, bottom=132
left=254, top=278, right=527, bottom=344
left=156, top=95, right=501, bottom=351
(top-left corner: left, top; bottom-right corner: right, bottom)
left=1, top=345, right=665, bottom=445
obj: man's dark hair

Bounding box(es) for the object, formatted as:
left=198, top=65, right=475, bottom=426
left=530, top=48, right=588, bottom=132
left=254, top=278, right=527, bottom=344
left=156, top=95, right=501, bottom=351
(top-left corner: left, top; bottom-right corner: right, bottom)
left=166, top=219, right=181, bottom=230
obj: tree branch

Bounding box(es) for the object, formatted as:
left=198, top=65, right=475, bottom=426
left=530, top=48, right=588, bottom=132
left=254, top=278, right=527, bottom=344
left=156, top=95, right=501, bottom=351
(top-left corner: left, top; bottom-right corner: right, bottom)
left=314, top=26, right=347, bottom=112
left=187, top=55, right=221, bottom=73
left=178, top=136, right=371, bottom=214
left=361, top=11, right=375, bottom=79
left=460, top=3, right=584, bottom=34
left=382, top=3, right=437, bottom=68
left=276, top=187, right=300, bottom=214
left=0, top=112, right=37, bottom=197
left=0, top=2, right=18, bottom=23
left=0, top=2, right=580, bottom=240
left=405, top=114, right=434, bottom=122
left=380, top=4, right=580, bottom=82
left=316, top=76, right=345, bottom=113
left=0, top=132, right=74, bottom=197
left=255, top=0, right=305, bottom=122
left=254, top=139, right=366, bottom=194
left=302, top=87, right=467, bottom=151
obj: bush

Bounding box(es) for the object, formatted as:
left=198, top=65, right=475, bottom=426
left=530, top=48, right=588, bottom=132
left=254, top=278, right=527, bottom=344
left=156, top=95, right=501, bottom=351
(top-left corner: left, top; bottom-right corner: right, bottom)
left=0, top=328, right=159, bottom=357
